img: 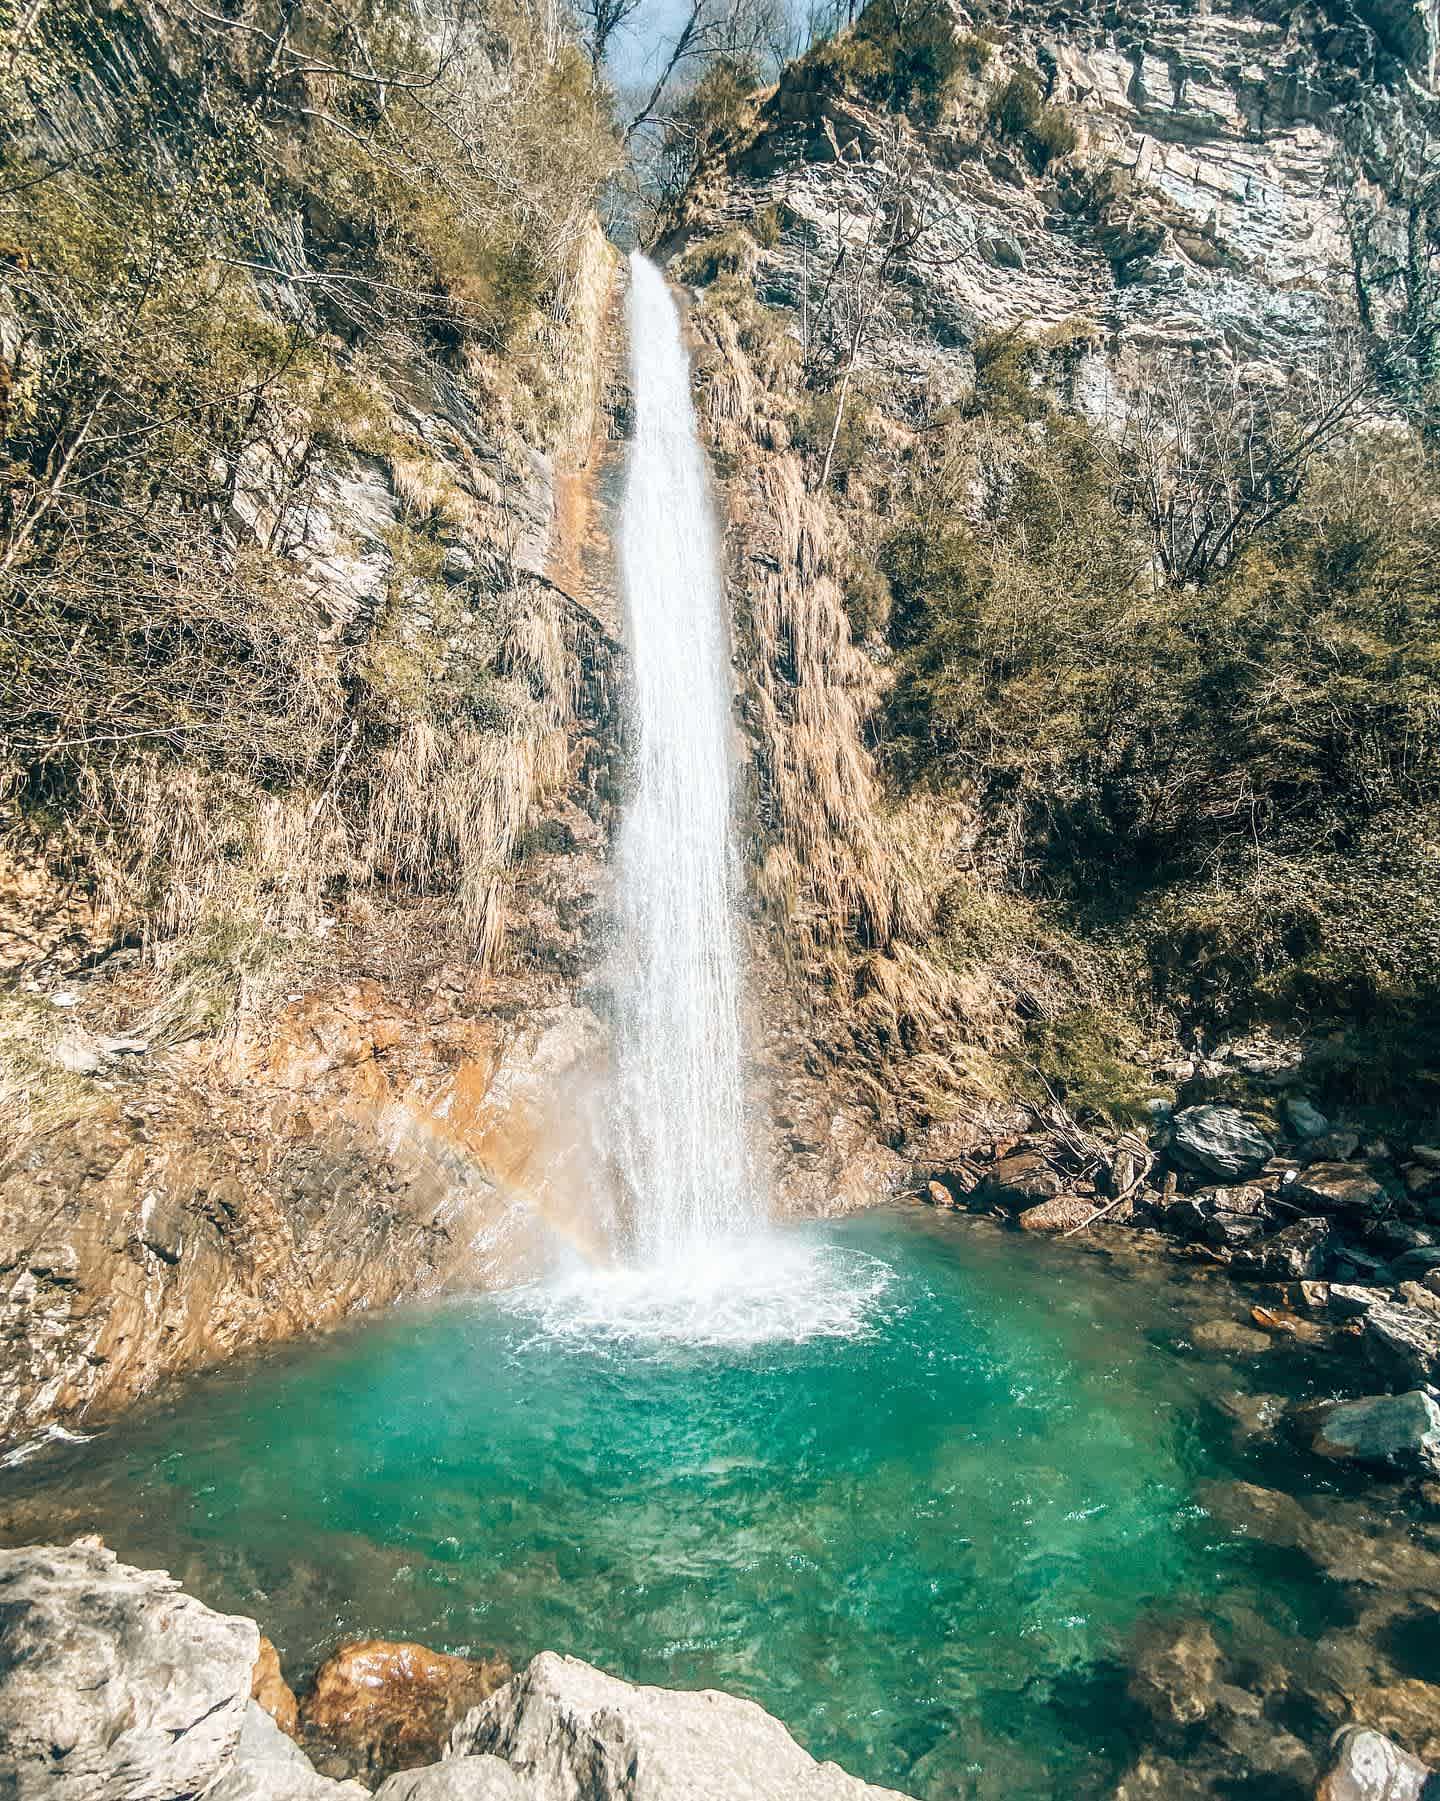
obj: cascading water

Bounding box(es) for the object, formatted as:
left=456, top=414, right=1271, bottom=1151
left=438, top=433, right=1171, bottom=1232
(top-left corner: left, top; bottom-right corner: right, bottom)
left=611, top=252, right=756, bottom=1262
left=508, top=254, right=889, bottom=1345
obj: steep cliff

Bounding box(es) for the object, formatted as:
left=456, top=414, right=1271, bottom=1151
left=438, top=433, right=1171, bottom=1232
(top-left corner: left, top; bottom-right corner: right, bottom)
left=660, top=0, right=1440, bottom=1192
left=0, top=0, right=630, bottom=1445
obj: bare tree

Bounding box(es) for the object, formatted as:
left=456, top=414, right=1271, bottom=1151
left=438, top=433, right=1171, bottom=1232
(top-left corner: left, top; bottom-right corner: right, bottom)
left=1110, top=352, right=1371, bottom=584
left=796, top=120, right=948, bottom=488
left=574, top=0, right=645, bottom=70
left=622, top=0, right=770, bottom=141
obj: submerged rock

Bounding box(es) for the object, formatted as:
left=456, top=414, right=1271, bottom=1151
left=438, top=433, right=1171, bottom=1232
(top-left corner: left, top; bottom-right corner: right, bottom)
left=1312, top=1394, right=1440, bottom=1478
left=1016, top=1194, right=1096, bottom=1232
left=449, top=1651, right=913, bottom=1799
left=302, top=1638, right=512, bottom=1777
left=1170, top=1107, right=1275, bottom=1181
left=1127, top=1619, right=1223, bottom=1728
left=1190, top=1319, right=1274, bottom=1356
left=0, top=1538, right=258, bottom=1800
left=1315, top=1726, right=1434, bottom=1800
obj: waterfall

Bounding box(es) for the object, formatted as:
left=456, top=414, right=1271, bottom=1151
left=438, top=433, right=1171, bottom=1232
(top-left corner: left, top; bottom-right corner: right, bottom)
left=612, top=252, right=756, bottom=1262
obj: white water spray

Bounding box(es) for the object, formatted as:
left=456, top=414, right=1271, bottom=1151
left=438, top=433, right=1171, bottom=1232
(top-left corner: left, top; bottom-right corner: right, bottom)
left=612, top=253, right=755, bottom=1260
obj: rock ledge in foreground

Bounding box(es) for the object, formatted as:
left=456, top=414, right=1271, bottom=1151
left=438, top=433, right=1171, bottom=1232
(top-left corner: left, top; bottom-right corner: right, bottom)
left=450, top=1650, right=913, bottom=1800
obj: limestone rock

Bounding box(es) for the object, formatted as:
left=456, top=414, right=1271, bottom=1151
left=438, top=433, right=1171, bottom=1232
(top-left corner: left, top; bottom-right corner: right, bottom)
left=1170, top=1106, right=1274, bottom=1181
left=373, top=1759, right=532, bottom=1800
left=1312, top=1393, right=1440, bottom=1477
left=1316, top=1726, right=1433, bottom=1801
left=302, top=1639, right=512, bottom=1777
left=449, top=1652, right=914, bottom=1800
left=208, top=1703, right=368, bottom=1801
left=254, top=1635, right=301, bottom=1739
left=0, top=1538, right=258, bottom=1800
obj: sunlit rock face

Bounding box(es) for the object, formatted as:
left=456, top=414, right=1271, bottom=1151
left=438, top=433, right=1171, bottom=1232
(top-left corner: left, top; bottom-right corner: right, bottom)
left=677, top=0, right=1436, bottom=410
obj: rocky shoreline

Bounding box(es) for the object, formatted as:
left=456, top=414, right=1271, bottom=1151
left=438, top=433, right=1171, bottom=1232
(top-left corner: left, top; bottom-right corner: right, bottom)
left=0, top=1537, right=1434, bottom=1800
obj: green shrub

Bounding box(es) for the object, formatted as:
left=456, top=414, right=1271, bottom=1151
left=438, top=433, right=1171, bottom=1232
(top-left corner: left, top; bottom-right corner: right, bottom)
left=986, top=69, right=1078, bottom=167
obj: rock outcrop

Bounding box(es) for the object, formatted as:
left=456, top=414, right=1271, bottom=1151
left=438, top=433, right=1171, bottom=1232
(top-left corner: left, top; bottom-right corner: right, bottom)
left=0, top=1539, right=258, bottom=1800
left=448, top=1651, right=912, bottom=1801
left=0, top=1544, right=916, bottom=1801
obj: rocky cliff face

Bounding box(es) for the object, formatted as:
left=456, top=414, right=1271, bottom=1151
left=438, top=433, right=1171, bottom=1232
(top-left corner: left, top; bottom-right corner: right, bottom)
left=677, top=0, right=1437, bottom=404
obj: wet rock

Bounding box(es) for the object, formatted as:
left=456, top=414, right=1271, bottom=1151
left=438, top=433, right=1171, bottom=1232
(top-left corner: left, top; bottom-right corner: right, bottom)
left=1191, top=1319, right=1274, bottom=1356
left=209, top=1703, right=367, bottom=1800
left=1127, top=1619, right=1223, bottom=1727
left=1112, top=1754, right=1215, bottom=1798
left=0, top=1538, right=258, bottom=1800
left=1232, top=1216, right=1334, bottom=1281
left=1170, top=1106, right=1275, bottom=1181
left=1364, top=1305, right=1440, bottom=1389
left=1316, top=1726, right=1433, bottom=1800
left=449, top=1651, right=912, bottom=1799
left=982, top=1150, right=1064, bottom=1207
left=1016, top=1194, right=1095, bottom=1232
left=1214, top=1389, right=1288, bottom=1444
left=1312, top=1393, right=1440, bottom=1478
left=302, top=1639, right=511, bottom=1777
left=1200, top=1482, right=1440, bottom=1594
left=925, top=1179, right=961, bottom=1209
left=255, top=1635, right=301, bottom=1738
left=1294, top=1164, right=1390, bottom=1216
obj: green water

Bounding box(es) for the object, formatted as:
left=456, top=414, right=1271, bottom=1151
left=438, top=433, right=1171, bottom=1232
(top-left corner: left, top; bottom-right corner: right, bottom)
left=0, top=1209, right=1334, bottom=1796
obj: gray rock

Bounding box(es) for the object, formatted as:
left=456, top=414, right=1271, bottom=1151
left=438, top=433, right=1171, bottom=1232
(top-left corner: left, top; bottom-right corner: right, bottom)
left=1170, top=1106, right=1275, bottom=1181
left=208, top=1704, right=368, bottom=1800
left=1331, top=1284, right=1390, bottom=1318
left=1232, top=1216, right=1334, bottom=1281
left=373, top=1757, right=531, bottom=1801
left=1363, top=1304, right=1440, bottom=1389
left=449, top=1653, right=913, bottom=1800
left=0, top=1539, right=258, bottom=1800
left=1189, top=1319, right=1273, bottom=1356
left=1392, top=1248, right=1440, bottom=1281
left=1293, top=1163, right=1389, bottom=1215
left=1285, top=1097, right=1329, bottom=1139
left=1316, top=1726, right=1433, bottom=1800
left=1312, top=1393, right=1440, bottom=1478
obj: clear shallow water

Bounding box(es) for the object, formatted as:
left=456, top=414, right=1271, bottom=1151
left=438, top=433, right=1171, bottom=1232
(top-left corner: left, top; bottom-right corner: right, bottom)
left=0, top=1210, right=1334, bottom=1796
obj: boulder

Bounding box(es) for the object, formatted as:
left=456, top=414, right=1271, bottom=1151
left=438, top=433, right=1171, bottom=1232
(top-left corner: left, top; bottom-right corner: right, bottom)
left=1292, top=1164, right=1389, bottom=1215
left=1392, top=1248, right=1440, bottom=1281
left=1363, top=1304, right=1440, bottom=1389
left=255, top=1636, right=301, bottom=1739
left=1170, top=1106, right=1274, bottom=1181
left=373, top=1759, right=532, bottom=1800
left=1315, top=1130, right=1364, bottom=1162
left=1316, top=1726, right=1433, bottom=1801
left=208, top=1703, right=367, bottom=1801
left=1232, top=1216, right=1333, bottom=1281
left=0, top=1538, right=258, bottom=1801
left=302, top=1639, right=511, bottom=1777
left=449, top=1652, right=913, bottom=1800
left=1331, top=1285, right=1389, bottom=1318
left=982, top=1150, right=1063, bottom=1208
left=1016, top=1195, right=1095, bottom=1232
left=1285, top=1097, right=1329, bottom=1139
left=1189, top=1320, right=1273, bottom=1356
left=1312, top=1393, right=1440, bottom=1477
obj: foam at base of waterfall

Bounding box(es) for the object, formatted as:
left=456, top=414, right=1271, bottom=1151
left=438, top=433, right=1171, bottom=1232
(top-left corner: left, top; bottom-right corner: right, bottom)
left=499, top=1234, right=896, bottom=1353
